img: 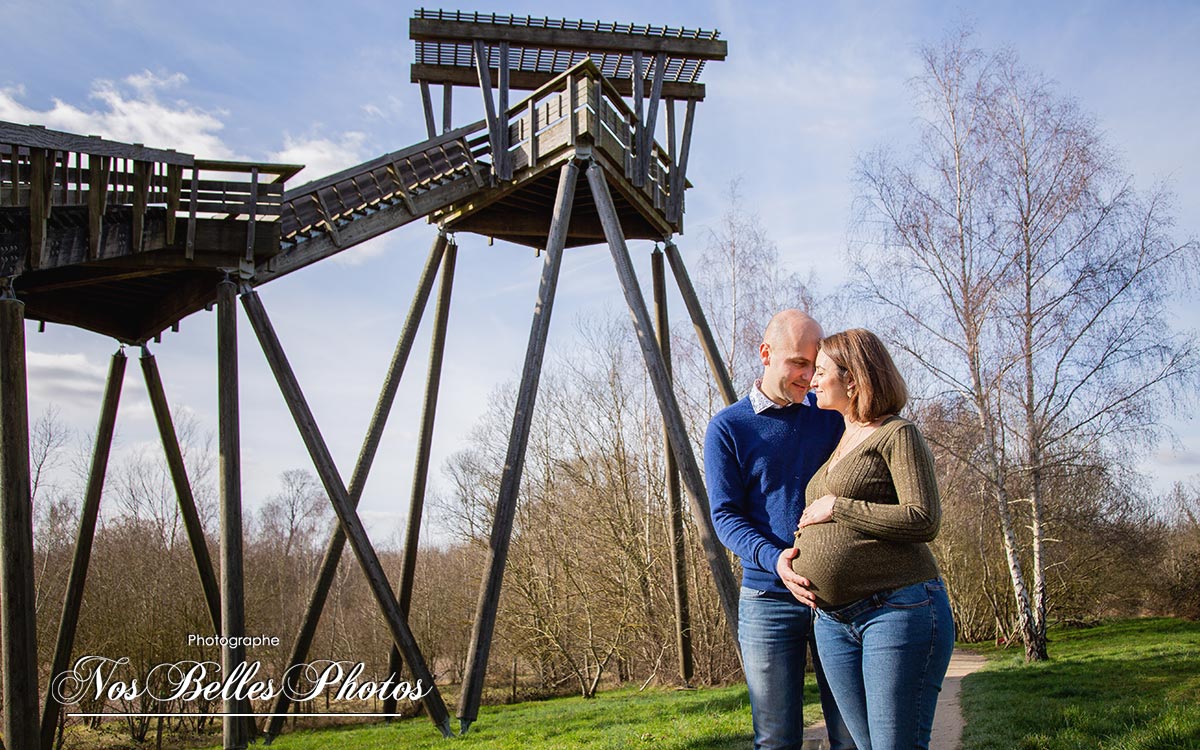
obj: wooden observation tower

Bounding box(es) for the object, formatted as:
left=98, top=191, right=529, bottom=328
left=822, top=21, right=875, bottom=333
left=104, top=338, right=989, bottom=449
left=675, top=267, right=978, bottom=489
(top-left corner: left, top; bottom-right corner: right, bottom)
left=0, top=11, right=739, bottom=749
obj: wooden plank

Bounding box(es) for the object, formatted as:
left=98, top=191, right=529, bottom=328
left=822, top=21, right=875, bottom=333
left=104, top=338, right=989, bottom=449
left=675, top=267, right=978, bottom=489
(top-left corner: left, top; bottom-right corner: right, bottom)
left=0, top=121, right=195, bottom=165
left=410, top=63, right=707, bottom=101
left=409, top=18, right=728, bottom=60
left=640, top=52, right=667, bottom=184
left=88, top=156, right=110, bottom=260
left=442, top=83, right=453, bottom=133
left=473, top=39, right=502, bottom=183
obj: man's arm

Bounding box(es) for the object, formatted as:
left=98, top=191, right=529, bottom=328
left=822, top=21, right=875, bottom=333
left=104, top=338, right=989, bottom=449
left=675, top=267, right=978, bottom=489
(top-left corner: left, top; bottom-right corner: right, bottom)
left=704, top=416, right=815, bottom=605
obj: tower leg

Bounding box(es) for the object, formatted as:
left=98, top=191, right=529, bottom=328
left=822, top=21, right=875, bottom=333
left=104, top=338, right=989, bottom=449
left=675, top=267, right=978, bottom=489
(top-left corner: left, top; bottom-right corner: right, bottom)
left=262, top=233, right=448, bottom=742
left=385, top=239, right=458, bottom=717
left=586, top=163, right=741, bottom=654
left=663, top=240, right=737, bottom=406
left=40, top=349, right=126, bottom=750
left=141, top=346, right=222, bottom=634
left=651, top=249, right=694, bottom=686
left=217, top=278, right=249, bottom=750
left=1, top=292, right=40, bottom=750
left=457, top=159, right=580, bottom=732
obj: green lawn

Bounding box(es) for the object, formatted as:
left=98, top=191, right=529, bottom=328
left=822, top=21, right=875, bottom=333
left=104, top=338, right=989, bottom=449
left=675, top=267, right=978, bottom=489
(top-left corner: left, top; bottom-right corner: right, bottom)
left=961, top=618, right=1200, bottom=750
left=237, top=680, right=816, bottom=750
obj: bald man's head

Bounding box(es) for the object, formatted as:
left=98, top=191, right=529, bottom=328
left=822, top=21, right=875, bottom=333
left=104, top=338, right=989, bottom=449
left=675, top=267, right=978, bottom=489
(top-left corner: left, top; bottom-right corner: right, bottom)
left=758, top=309, right=824, bottom=406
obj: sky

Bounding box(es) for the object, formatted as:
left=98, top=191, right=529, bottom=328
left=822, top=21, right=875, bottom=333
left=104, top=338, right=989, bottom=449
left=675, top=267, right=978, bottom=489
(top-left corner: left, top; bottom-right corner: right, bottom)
left=5, top=0, right=1199, bottom=544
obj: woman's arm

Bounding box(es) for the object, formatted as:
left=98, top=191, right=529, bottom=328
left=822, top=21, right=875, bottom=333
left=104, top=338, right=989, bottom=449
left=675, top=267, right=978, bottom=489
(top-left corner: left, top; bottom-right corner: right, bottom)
left=827, top=422, right=941, bottom=542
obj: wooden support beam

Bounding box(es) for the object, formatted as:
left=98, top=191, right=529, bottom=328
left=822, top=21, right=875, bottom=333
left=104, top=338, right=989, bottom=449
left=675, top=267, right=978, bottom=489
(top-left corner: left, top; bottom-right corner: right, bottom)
left=663, top=241, right=737, bottom=406
left=651, top=249, right=694, bottom=686
left=88, top=156, right=111, bottom=260
left=216, top=278, right=249, bottom=750
left=131, top=160, right=152, bottom=253
left=6, top=148, right=19, bottom=206
left=497, top=41, right=511, bottom=181
left=140, top=347, right=222, bottom=633
left=420, top=80, right=438, bottom=140
left=186, top=166, right=199, bottom=259
left=262, top=234, right=447, bottom=743
left=442, top=83, right=453, bottom=133
left=639, top=53, right=667, bottom=186
left=586, top=164, right=742, bottom=653
left=166, top=163, right=183, bottom=245
left=458, top=159, right=580, bottom=732
left=473, top=39, right=502, bottom=184
left=668, top=100, right=696, bottom=223
left=0, top=294, right=40, bottom=750
left=241, top=287, right=454, bottom=739
left=39, top=350, right=126, bottom=750
left=245, top=167, right=258, bottom=262
left=632, top=51, right=645, bottom=160
left=383, top=239, right=457, bottom=718
left=29, top=148, right=53, bottom=269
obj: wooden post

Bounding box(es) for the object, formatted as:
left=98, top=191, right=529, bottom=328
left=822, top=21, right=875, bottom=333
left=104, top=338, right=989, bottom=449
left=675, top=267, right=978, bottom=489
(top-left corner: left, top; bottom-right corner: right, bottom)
left=498, top=40, right=511, bottom=180
left=458, top=159, right=580, bottom=732
left=262, top=233, right=447, bottom=743
left=217, top=278, right=249, bottom=750
left=39, top=349, right=126, bottom=750
left=473, top=39, right=502, bottom=184
left=585, top=163, right=742, bottom=652
left=639, top=53, right=667, bottom=186
left=668, top=100, right=696, bottom=223
left=420, top=80, right=438, bottom=140
left=442, top=83, right=453, bottom=134
left=132, top=160, right=152, bottom=252
left=663, top=241, right=738, bottom=406
left=88, top=155, right=111, bottom=260
left=141, top=346, right=222, bottom=632
left=651, top=249, right=694, bottom=686
left=29, top=148, right=52, bottom=269
left=240, top=288, right=454, bottom=739
left=383, top=239, right=457, bottom=718
left=1, top=292, right=41, bottom=750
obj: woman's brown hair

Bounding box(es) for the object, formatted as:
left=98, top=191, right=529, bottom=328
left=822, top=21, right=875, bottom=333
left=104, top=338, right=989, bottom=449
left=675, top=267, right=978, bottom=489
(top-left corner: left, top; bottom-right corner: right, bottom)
left=819, top=328, right=908, bottom=422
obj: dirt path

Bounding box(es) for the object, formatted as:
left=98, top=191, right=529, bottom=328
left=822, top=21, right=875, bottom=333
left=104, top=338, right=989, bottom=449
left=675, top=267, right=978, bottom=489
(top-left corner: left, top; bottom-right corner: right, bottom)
left=802, top=649, right=988, bottom=749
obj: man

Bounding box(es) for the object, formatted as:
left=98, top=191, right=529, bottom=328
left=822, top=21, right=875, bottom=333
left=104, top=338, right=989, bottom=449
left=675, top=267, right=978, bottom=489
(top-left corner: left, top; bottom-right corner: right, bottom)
left=704, top=309, right=855, bottom=750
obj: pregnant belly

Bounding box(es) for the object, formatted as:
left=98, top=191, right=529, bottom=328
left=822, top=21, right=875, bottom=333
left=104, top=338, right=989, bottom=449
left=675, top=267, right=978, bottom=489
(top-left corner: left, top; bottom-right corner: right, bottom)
left=790, top=523, right=876, bottom=608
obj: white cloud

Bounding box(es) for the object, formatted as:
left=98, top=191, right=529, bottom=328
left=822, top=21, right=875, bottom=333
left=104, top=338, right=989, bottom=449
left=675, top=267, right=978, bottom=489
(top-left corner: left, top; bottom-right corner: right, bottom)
left=26, top=351, right=107, bottom=404
left=0, top=71, right=234, bottom=158
left=268, top=130, right=371, bottom=188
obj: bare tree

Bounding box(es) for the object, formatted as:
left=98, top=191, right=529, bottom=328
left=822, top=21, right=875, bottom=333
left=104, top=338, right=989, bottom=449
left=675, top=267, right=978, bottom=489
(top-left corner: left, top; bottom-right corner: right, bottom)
left=853, top=29, right=1199, bottom=660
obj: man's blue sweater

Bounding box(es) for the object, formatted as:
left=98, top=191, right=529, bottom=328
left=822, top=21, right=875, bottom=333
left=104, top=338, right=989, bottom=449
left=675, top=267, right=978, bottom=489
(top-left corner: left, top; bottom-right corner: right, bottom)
left=704, top=391, right=844, bottom=594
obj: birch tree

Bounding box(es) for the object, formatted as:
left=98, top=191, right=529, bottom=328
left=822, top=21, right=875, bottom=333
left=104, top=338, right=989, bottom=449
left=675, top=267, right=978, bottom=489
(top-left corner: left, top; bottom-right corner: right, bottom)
left=853, top=31, right=1198, bottom=660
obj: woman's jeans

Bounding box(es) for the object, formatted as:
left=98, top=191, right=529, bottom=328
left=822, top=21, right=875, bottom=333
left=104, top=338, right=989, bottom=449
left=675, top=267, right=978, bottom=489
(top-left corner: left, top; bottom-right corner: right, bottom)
left=813, top=579, right=955, bottom=750
left=739, top=587, right=856, bottom=750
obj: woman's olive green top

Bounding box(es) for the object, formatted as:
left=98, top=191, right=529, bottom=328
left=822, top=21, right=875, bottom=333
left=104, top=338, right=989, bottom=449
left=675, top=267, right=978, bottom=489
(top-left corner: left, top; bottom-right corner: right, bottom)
left=791, top=416, right=942, bottom=608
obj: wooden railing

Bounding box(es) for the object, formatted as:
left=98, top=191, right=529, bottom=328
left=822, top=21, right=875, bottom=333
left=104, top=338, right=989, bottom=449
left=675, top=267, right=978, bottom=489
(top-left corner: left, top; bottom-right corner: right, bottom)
left=0, top=121, right=298, bottom=270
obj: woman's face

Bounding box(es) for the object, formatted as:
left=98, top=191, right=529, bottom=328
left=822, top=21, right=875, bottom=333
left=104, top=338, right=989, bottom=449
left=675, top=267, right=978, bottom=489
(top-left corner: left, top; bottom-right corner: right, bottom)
left=810, top=350, right=852, bottom=413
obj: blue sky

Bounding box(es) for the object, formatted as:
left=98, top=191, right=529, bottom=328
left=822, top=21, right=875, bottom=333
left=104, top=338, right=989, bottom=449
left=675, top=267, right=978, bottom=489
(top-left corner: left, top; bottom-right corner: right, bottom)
left=6, top=0, right=1198, bottom=539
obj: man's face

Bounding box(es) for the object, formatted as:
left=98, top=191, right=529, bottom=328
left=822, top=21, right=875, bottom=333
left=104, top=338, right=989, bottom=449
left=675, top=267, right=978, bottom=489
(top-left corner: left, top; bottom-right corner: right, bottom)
left=759, top=326, right=819, bottom=406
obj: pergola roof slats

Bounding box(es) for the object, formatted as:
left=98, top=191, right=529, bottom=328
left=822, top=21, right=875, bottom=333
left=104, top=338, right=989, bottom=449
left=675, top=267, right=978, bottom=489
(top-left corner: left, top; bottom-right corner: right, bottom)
left=411, top=9, right=724, bottom=101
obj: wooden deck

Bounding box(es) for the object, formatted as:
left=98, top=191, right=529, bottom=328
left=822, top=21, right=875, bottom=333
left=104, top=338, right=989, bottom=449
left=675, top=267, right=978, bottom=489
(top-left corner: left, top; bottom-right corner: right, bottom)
left=3, top=59, right=699, bottom=344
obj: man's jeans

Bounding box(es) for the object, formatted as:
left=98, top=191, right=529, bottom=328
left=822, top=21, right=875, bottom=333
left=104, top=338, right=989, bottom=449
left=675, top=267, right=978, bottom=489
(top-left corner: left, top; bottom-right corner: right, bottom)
left=813, top=579, right=955, bottom=750
left=739, top=587, right=856, bottom=750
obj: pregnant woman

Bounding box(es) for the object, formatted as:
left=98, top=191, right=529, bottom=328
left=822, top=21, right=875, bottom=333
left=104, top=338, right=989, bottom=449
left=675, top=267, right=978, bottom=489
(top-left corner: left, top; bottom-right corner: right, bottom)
left=792, top=328, right=954, bottom=750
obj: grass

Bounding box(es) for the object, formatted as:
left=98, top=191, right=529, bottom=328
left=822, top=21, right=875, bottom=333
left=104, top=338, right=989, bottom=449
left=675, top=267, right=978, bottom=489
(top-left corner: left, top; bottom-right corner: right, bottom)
left=195, top=675, right=836, bottom=750
left=961, top=618, right=1200, bottom=750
